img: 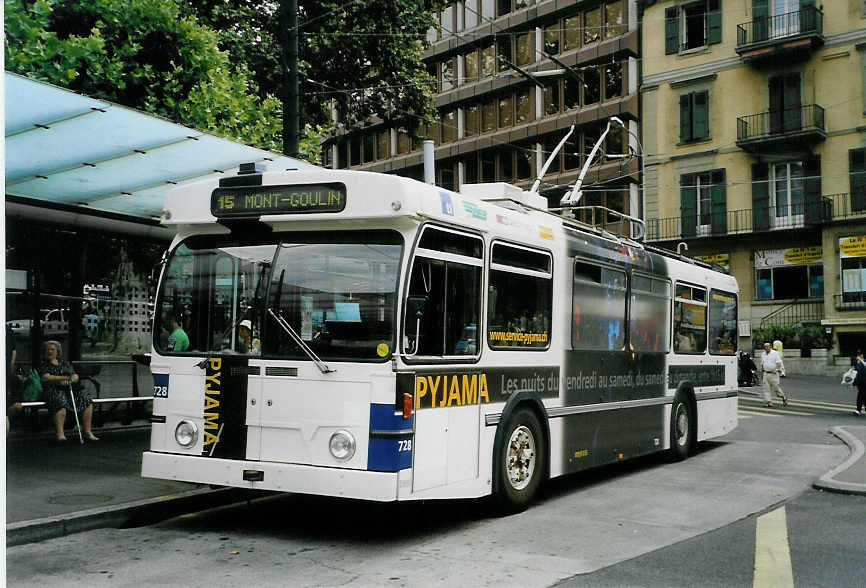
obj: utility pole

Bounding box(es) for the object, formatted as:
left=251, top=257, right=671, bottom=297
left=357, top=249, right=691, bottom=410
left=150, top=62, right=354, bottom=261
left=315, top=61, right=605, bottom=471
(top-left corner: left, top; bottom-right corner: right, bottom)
left=281, top=0, right=300, bottom=157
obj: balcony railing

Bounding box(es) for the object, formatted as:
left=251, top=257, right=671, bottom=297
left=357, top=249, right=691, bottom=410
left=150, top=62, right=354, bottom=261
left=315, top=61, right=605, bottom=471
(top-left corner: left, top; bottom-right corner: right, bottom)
left=736, top=7, right=823, bottom=48
left=646, top=193, right=866, bottom=242
left=736, top=105, right=825, bottom=150
left=759, top=299, right=824, bottom=329
left=835, top=293, right=866, bottom=311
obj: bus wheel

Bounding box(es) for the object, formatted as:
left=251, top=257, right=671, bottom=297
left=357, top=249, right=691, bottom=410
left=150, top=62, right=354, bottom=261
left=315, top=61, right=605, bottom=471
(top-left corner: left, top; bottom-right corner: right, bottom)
left=496, top=408, right=544, bottom=512
left=670, top=395, right=694, bottom=461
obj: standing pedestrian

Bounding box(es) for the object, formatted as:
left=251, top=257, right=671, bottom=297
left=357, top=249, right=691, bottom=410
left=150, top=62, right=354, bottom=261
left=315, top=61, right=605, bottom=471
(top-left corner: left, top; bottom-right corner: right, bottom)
left=760, top=341, right=788, bottom=407
left=853, top=350, right=866, bottom=416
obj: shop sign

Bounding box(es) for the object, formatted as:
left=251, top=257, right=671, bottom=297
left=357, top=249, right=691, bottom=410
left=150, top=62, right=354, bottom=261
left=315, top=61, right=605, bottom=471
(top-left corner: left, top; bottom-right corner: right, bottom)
left=754, top=246, right=822, bottom=268
left=696, top=253, right=730, bottom=270
left=839, top=236, right=866, bottom=258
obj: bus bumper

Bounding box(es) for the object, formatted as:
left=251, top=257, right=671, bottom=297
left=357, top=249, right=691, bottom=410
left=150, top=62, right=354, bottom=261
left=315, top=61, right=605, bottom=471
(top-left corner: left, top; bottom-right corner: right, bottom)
left=142, top=451, right=400, bottom=502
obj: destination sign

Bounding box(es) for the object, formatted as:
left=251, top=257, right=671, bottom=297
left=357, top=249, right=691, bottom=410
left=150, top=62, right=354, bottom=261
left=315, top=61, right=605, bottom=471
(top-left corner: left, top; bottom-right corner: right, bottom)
left=211, top=183, right=347, bottom=217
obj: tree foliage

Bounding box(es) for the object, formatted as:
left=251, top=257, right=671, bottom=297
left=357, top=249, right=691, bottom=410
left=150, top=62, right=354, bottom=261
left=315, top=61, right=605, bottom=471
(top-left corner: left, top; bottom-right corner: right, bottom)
left=5, top=0, right=283, bottom=151
left=187, top=0, right=445, bottom=136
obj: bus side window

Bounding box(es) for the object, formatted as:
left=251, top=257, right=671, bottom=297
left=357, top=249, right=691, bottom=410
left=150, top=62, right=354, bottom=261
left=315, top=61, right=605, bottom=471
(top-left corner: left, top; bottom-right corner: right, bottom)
left=673, top=284, right=707, bottom=354
left=403, top=227, right=483, bottom=358
left=572, top=261, right=626, bottom=351
left=708, top=290, right=737, bottom=355
left=487, top=243, right=552, bottom=350
left=629, top=275, right=671, bottom=353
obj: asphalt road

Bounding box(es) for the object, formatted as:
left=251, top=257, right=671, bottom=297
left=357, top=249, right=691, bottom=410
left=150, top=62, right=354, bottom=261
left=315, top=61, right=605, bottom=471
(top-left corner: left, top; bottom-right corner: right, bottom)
left=6, top=377, right=863, bottom=587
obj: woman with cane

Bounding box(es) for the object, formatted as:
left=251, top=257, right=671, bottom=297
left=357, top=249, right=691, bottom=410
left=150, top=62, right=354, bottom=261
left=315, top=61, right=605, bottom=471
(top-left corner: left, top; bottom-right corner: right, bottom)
left=39, top=340, right=98, bottom=443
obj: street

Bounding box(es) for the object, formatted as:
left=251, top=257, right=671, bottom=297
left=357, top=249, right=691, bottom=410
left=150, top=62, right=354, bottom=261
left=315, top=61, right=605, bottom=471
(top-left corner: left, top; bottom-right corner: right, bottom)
left=6, top=376, right=865, bottom=587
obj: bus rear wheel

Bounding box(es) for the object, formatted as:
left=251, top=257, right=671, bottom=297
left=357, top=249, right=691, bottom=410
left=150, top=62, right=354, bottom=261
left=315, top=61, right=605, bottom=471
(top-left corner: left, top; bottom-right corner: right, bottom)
left=496, top=407, right=545, bottom=512
left=669, top=394, right=694, bottom=461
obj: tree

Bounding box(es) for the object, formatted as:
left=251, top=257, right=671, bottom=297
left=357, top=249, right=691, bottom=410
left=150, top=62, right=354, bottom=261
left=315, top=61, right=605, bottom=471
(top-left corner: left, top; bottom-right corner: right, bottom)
left=187, top=0, right=445, bottom=138
left=5, top=0, right=283, bottom=151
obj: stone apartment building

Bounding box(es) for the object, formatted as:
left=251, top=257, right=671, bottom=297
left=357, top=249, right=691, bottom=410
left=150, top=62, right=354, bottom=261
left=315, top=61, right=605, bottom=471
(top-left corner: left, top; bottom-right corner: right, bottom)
left=640, top=0, right=866, bottom=362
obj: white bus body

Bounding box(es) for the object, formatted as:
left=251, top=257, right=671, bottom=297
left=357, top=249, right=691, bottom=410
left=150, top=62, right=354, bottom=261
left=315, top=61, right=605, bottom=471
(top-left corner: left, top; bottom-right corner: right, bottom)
left=142, top=167, right=738, bottom=509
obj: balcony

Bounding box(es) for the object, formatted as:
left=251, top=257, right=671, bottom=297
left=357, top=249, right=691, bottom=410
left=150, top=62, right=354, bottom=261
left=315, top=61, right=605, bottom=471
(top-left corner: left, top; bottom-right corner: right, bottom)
left=646, top=193, right=866, bottom=242
left=736, top=105, right=825, bottom=153
left=835, top=293, right=866, bottom=312
left=736, top=7, right=824, bottom=66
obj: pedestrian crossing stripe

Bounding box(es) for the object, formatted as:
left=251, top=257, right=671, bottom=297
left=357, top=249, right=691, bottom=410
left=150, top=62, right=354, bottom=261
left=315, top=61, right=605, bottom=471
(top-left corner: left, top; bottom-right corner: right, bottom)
left=740, top=397, right=854, bottom=414
left=738, top=404, right=814, bottom=417
left=739, top=408, right=781, bottom=417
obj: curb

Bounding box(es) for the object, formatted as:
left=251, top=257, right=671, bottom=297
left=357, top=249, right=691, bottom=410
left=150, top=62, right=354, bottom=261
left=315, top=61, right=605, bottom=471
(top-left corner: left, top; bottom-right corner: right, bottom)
left=813, top=426, right=866, bottom=496
left=6, top=487, right=266, bottom=547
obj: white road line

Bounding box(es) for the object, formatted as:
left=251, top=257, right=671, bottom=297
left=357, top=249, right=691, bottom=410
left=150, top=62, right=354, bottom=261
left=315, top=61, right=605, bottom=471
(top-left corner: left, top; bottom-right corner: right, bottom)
left=739, top=408, right=782, bottom=418
left=753, top=506, right=794, bottom=588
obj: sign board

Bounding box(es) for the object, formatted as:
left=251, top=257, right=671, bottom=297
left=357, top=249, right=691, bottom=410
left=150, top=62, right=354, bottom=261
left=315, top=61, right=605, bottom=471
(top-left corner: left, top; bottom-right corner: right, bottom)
left=839, top=235, right=866, bottom=258
left=696, top=253, right=730, bottom=270
left=211, top=183, right=347, bottom=217
left=5, top=269, right=28, bottom=290
left=754, top=246, right=822, bottom=268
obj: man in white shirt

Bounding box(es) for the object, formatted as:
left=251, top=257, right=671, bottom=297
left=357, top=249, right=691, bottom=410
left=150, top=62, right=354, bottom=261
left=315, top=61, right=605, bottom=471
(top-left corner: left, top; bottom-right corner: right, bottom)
left=760, top=341, right=788, bottom=407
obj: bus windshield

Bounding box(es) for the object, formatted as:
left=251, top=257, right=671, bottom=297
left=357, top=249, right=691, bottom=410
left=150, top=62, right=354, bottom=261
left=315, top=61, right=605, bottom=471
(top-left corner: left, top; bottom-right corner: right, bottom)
left=154, top=231, right=402, bottom=361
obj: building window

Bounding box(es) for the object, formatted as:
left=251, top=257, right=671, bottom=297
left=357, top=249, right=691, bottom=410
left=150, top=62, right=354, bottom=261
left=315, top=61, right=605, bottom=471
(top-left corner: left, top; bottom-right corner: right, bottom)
left=564, top=16, right=580, bottom=51
left=322, top=143, right=332, bottom=167
left=665, top=0, right=721, bottom=55
left=464, top=50, right=479, bottom=83
left=515, top=87, right=532, bottom=123
left=849, top=148, right=866, bottom=212
left=441, top=110, right=457, bottom=143
left=465, top=155, right=479, bottom=184
left=498, top=94, right=514, bottom=128
left=679, top=90, right=709, bottom=142
left=516, top=141, right=534, bottom=180
left=481, top=0, right=495, bottom=20
left=497, top=0, right=511, bottom=17
left=543, top=81, right=560, bottom=116
left=465, top=104, right=480, bottom=137
left=841, top=244, right=866, bottom=304
left=337, top=140, right=348, bottom=169
left=481, top=150, right=496, bottom=182
left=350, top=136, right=361, bottom=166
left=544, top=22, right=560, bottom=55
left=605, top=1, right=626, bottom=37
left=440, top=4, right=455, bottom=36
left=377, top=130, right=390, bottom=160
left=481, top=43, right=496, bottom=78
left=464, top=0, right=479, bottom=29
left=441, top=57, right=456, bottom=92
left=772, top=162, right=805, bottom=222
left=439, top=163, right=456, bottom=191
left=363, top=134, right=375, bottom=162
left=583, top=66, right=601, bottom=105
left=681, top=169, right=726, bottom=237
left=754, top=247, right=824, bottom=300
left=499, top=148, right=514, bottom=182
left=396, top=131, right=410, bottom=155
left=564, top=77, right=580, bottom=110
left=604, top=62, right=622, bottom=100
left=584, top=7, right=601, bottom=45
left=515, top=31, right=534, bottom=66
left=482, top=97, right=497, bottom=133
left=497, top=37, right=512, bottom=71
left=542, top=135, right=562, bottom=173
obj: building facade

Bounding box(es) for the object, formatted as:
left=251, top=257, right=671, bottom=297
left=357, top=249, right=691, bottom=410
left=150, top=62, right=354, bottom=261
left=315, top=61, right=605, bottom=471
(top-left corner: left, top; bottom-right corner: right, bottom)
left=323, top=0, right=642, bottom=222
left=641, top=0, right=866, bottom=361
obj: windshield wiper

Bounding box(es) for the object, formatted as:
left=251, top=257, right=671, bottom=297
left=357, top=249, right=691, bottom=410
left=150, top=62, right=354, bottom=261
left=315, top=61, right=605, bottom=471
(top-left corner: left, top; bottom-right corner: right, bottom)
left=267, top=308, right=335, bottom=374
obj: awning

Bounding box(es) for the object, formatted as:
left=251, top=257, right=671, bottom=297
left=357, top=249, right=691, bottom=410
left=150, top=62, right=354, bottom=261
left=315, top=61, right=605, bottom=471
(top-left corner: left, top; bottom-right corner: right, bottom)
left=4, top=71, right=315, bottom=231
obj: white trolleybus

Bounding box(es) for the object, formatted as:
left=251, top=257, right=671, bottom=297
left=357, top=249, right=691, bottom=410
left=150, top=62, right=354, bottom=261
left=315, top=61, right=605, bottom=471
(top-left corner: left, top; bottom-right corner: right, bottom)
left=143, top=160, right=739, bottom=510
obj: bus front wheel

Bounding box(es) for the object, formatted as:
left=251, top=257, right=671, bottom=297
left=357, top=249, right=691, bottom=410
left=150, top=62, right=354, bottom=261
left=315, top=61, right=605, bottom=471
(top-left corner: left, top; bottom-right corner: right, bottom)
left=496, top=407, right=545, bottom=512
left=669, top=394, right=694, bottom=461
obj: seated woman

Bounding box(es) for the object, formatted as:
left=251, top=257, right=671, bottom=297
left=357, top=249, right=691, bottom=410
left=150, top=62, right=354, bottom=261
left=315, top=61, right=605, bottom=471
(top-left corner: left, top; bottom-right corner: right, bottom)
left=39, top=340, right=98, bottom=443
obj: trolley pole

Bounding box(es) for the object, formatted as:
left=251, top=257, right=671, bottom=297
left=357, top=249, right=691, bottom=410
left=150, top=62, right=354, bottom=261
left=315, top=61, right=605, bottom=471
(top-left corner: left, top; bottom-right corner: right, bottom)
left=281, top=0, right=300, bottom=157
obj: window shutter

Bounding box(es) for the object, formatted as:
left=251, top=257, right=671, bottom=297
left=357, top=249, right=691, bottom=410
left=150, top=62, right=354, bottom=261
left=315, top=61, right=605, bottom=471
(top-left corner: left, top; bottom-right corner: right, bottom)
left=707, top=0, right=722, bottom=45
left=752, top=162, right=770, bottom=230
left=800, top=0, right=816, bottom=32
left=803, top=155, right=823, bottom=224
left=710, top=169, right=727, bottom=235
left=753, top=0, right=769, bottom=42
left=693, top=91, right=709, bottom=139
left=680, top=94, right=692, bottom=142
left=681, top=175, right=698, bottom=238
left=849, top=148, right=866, bottom=212
left=665, top=7, right=679, bottom=55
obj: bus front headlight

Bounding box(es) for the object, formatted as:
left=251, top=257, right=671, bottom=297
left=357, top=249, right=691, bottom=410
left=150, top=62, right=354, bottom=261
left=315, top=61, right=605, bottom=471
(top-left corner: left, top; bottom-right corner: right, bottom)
left=329, top=430, right=356, bottom=461
left=175, top=420, right=198, bottom=448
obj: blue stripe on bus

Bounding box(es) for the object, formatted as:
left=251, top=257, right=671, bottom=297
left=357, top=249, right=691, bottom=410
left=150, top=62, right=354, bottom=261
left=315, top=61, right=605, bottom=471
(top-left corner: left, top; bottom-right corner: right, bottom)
left=367, top=403, right=413, bottom=471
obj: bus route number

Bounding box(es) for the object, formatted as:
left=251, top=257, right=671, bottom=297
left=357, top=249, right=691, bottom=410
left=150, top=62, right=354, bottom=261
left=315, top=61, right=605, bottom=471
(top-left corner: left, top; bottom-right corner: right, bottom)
left=153, top=374, right=169, bottom=398
left=153, top=385, right=168, bottom=398
left=398, top=439, right=412, bottom=452
left=217, top=195, right=234, bottom=211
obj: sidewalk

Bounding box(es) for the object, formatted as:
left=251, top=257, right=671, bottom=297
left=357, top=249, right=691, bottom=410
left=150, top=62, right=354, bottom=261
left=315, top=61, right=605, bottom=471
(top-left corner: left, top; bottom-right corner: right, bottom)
left=5, top=423, right=256, bottom=546
left=5, top=376, right=864, bottom=547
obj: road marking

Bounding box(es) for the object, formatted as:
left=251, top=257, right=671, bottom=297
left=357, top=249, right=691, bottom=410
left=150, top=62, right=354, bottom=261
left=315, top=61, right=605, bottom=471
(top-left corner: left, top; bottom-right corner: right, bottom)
left=753, top=506, right=794, bottom=588
left=739, top=405, right=813, bottom=417
left=741, top=397, right=854, bottom=414
left=739, top=408, right=782, bottom=418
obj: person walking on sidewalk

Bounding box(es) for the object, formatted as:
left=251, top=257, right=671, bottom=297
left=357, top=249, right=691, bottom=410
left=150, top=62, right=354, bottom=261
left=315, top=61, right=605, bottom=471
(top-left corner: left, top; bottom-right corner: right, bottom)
left=760, top=341, right=788, bottom=407
left=854, top=349, right=866, bottom=416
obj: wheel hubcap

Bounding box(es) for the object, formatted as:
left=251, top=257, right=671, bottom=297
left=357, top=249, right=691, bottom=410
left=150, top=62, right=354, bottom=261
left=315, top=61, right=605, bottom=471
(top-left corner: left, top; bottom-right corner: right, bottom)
left=675, top=404, right=689, bottom=447
left=506, top=425, right=536, bottom=490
